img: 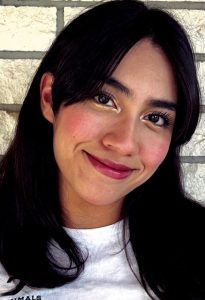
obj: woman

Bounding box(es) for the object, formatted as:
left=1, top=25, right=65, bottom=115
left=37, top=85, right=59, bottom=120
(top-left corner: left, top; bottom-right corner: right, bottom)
left=0, top=0, right=204, bottom=299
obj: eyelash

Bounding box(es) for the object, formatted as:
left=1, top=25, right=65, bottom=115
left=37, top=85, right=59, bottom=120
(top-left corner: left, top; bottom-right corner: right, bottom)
left=93, top=92, right=173, bottom=128
left=143, top=111, right=172, bottom=127
left=93, top=92, right=117, bottom=108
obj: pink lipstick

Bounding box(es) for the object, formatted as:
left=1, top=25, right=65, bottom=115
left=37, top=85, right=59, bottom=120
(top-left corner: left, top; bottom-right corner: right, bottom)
left=85, top=152, right=134, bottom=180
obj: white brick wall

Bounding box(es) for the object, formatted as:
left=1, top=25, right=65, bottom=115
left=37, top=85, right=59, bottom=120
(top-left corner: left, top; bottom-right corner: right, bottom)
left=0, top=0, right=204, bottom=202
left=197, top=62, right=205, bottom=104
left=64, top=7, right=85, bottom=24
left=0, top=59, right=40, bottom=104
left=0, top=7, right=56, bottom=51
left=182, top=164, right=205, bottom=202
left=170, top=9, right=205, bottom=53
left=182, top=114, right=205, bottom=157
left=0, top=111, right=17, bottom=155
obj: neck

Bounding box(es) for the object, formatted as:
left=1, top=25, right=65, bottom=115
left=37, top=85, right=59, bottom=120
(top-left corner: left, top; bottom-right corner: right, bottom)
left=60, top=186, right=124, bottom=229
left=62, top=201, right=123, bottom=229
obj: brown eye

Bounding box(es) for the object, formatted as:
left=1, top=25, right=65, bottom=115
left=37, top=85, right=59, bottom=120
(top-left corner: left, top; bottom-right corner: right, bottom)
left=144, top=112, right=170, bottom=127
left=94, top=92, right=116, bottom=108
left=149, top=115, right=161, bottom=124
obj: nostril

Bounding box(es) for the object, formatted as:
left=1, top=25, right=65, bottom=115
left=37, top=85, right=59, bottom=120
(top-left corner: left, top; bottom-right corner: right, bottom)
left=102, top=132, right=139, bottom=157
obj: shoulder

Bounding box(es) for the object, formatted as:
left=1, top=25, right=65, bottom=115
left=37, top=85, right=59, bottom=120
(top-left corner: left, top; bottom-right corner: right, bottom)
left=0, top=264, right=44, bottom=300
left=0, top=263, right=15, bottom=297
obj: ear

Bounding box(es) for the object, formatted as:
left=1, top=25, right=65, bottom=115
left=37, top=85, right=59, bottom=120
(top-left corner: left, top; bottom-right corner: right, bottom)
left=40, top=72, right=55, bottom=124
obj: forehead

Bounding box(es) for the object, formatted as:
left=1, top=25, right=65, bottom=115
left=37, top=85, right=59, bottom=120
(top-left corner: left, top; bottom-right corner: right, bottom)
left=110, top=38, right=177, bottom=104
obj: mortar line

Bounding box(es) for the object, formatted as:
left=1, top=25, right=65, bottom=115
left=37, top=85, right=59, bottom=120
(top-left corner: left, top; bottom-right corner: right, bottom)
left=56, top=7, right=64, bottom=36
left=1, top=0, right=205, bottom=10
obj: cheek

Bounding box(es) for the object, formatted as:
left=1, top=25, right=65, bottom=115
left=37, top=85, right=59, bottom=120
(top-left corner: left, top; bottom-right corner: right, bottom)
left=56, top=105, right=102, bottom=142
left=144, top=139, right=171, bottom=169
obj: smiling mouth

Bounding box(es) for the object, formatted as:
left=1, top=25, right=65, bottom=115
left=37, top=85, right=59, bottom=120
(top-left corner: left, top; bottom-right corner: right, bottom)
left=84, top=151, right=135, bottom=180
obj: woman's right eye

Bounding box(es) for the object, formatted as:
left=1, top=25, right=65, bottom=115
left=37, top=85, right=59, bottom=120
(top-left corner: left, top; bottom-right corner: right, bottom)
left=93, top=92, right=117, bottom=109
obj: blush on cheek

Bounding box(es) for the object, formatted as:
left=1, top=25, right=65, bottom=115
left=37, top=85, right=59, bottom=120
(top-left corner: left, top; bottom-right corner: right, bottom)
left=63, top=103, right=105, bottom=142
left=146, top=142, right=170, bottom=168
left=62, top=106, right=98, bottom=140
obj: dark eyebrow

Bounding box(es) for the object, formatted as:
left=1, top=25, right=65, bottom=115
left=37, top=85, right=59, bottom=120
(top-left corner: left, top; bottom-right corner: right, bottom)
left=148, top=99, right=177, bottom=112
left=105, top=77, right=132, bottom=97
left=105, top=77, right=177, bottom=112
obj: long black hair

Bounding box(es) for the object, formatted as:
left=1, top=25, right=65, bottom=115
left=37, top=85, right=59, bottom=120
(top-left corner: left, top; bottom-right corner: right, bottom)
left=0, top=0, right=204, bottom=298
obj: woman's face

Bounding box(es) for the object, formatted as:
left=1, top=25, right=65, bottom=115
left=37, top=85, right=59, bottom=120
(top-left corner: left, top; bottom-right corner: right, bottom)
left=41, top=39, right=177, bottom=226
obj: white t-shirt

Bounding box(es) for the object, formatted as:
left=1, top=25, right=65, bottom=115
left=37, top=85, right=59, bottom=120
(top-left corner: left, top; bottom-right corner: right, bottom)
left=0, top=220, right=151, bottom=299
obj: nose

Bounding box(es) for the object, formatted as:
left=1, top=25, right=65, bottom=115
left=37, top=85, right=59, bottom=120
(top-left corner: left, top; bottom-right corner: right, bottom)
left=101, top=117, right=140, bottom=156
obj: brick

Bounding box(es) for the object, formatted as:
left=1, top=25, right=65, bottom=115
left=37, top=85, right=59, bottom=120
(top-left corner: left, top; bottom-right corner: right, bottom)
left=0, top=7, right=56, bottom=51
left=0, top=59, right=40, bottom=104
left=169, top=9, right=205, bottom=53
left=64, top=7, right=88, bottom=25
left=71, top=0, right=205, bottom=2
left=197, top=62, right=205, bottom=105
left=181, top=114, right=205, bottom=156
left=73, top=0, right=100, bottom=1
left=63, top=0, right=100, bottom=2
left=0, top=111, right=17, bottom=155
left=147, top=0, right=205, bottom=1
left=182, top=163, right=205, bottom=203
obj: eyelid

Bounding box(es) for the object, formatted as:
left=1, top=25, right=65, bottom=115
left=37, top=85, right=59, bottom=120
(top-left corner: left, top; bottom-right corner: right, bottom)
left=94, top=90, right=119, bottom=110
left=142, top=111, right=175, bottom=127
left=98, top=90, right=116, bottom=101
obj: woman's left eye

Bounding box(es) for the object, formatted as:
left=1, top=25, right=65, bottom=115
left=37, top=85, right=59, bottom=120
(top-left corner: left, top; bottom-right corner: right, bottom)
left=143, top=112, right=170, bottom=127
left=93, top=93, right=117, bottom=108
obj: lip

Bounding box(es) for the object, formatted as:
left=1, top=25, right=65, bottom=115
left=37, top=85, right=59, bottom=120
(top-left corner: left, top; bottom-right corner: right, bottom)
left=85, top=151, right=135, bottom=180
